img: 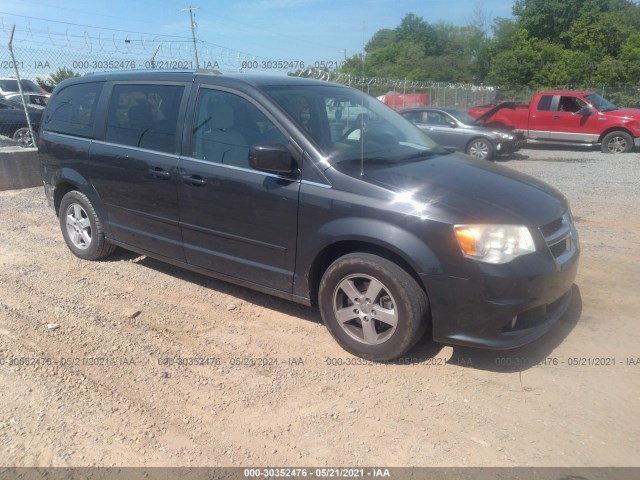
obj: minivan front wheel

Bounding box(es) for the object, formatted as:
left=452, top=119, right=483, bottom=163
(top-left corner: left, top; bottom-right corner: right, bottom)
left=318, top=253, right=429, bottom=361
left=59, top=191, right=115, bottom=260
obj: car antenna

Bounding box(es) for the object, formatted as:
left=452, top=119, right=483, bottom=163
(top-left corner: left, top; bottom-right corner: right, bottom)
left=360, top=22, right=366, bottom=177
left=360, top=94, right=365, bottom=177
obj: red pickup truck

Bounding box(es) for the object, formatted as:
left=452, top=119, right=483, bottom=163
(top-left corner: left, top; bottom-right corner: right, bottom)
left=468, top=90, right=640, bottom=153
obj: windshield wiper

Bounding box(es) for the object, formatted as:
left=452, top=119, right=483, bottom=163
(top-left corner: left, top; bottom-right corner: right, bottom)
left=400, top=150, right=445, bottom=161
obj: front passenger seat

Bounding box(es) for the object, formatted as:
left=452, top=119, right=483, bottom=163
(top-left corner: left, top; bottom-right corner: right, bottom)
left=201, top=101, right=248, bottom=168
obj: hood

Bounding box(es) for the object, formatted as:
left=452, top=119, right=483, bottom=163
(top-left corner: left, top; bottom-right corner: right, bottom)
left=473, top=101, right=517, bottom=125
left=334, top=153, right=567, bottom=227
left=600, top=107, right=640, bottom=119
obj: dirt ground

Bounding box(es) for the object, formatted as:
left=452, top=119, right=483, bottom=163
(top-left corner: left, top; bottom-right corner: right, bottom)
left=0, top=147, right=639, bottom=468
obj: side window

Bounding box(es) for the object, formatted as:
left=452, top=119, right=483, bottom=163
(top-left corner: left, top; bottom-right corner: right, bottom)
left=402, top=111, right=423, bottom=124
left=425, top=111, right=447, bottom=125
left=537, top=95, right=553, bottom=111
left=43, top=82, right=103, bottom=137
left=191, top=88, right=287, bottom=168
left=105, top=83, right=184, bottom=153
left=558, top=96, right=585, bottom=113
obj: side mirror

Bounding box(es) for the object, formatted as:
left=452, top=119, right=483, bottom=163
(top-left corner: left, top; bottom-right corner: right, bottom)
left=448, top=121, right=457, bottom=128
left=576, top=106, right=593, bottom=116
left=249, top=142, right=297, bottom=175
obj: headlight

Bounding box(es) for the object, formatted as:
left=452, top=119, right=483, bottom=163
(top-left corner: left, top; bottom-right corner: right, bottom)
left=453, top=224, right=536, bottom=264
left=493, top=131, right=514, bottom=140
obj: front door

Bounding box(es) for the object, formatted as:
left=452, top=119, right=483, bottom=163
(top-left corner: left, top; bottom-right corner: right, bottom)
left=420, top=110, right=466, bottom=150
left=177, top=87, right=301, bottom=292
left=529, top=94, right=599, bottom=143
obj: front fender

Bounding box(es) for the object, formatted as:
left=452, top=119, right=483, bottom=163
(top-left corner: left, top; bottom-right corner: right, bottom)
left=293, top=215, right=448, bottom=300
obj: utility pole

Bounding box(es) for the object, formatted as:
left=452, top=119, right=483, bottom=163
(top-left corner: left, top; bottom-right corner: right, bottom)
left=150, top=45, right=161, bottom=69
left=182, top=5, right=200, bottom=69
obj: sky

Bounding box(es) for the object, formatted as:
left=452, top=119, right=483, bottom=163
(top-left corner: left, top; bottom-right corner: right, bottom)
left=0, top=0, right=514, bottom=75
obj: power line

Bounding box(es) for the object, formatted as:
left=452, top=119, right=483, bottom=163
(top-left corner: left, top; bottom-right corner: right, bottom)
left=1, top=7, right=348, bottom=53
left=0, top=11, right=191, bottom=40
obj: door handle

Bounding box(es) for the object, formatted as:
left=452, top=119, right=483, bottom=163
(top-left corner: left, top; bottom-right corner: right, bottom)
left=181, top=174, right=207, bottom=186
left=553, top=116, right=560, bottom=120
left=149, top=167, right=171, bottom=179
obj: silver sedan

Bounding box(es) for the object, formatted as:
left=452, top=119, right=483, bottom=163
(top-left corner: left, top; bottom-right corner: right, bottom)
left=400, top=107, right=525, bottom=160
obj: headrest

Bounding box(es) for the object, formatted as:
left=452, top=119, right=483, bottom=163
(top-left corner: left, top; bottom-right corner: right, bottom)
left=208, top=102, right=235, bottom=130
left=129, top=103, right=154, bottom=127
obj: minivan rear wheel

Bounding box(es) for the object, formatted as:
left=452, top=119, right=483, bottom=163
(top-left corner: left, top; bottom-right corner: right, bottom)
left=318, top=253, right=429, bottom=361
left=59, top=191, right=116, bottom=260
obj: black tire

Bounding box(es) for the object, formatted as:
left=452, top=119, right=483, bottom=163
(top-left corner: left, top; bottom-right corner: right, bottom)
left=601, top=131, right=633, bottom=153
left=318, top=253, right=429, bottom=361
left=466, top=137, right=494, bottom=160
left=59, top=191, right=115, bottom=260
left=12, top=127, right=34, bottom=147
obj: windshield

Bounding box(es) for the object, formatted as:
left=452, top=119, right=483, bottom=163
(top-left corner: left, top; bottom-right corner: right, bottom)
left=585, top=93, right=617, bottom=112
left=446, top=109, right=476, bottom=125
left=262, top=84, right=444, bottom=165
left=0, top=79, right=41, bottom=94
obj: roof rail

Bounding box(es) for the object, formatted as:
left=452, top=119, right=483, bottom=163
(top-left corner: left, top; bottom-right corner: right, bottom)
left=195, top=68, right=222, bottom=75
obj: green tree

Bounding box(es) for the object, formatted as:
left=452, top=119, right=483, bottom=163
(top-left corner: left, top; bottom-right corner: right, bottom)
left=338, top=13, right=487, bottom=84
left=333, top=2, right=640, bottom=90
left=36, top=67, right=80, bottom=92
left=487, top=29, right=541, bottom=87
left=512, top=0, right=587, bottom=46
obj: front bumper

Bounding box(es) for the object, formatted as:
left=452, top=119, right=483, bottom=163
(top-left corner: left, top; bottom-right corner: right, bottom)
left=495, top=133, right=526, bottom=156
left=422, top=236, right=580, bottom=350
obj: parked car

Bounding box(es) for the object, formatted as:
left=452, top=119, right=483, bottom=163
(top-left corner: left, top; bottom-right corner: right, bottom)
left=468, top=90, right=640, bottom=153
left=39, top=71, right=579, bottom=361
left=400, top=107, right=525, bottom=160
left=0, top=98, right=41, bottom=147
left=0, top=77, right=43, bottom=97
left=3, top=92, right=49, bottom=107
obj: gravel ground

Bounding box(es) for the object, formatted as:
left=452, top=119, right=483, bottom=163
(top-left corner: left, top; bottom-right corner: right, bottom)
left=0, top=146, right=639, bottom=467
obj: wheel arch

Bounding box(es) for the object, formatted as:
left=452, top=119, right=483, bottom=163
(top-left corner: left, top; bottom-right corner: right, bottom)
left=52, top=168, right=111, bottom=236
left=598, top=127, right=634, bottom=144
left=53, top=181, right=78, bottom=216
left=307, top=238, right=435, bottom=310
left=465, top=135, right=493, bottom=148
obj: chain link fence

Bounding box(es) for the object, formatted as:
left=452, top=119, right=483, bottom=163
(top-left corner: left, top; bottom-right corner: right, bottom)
left=5, top=29, right=640, bottom=148
left=290, top=69, right=496, bottom=110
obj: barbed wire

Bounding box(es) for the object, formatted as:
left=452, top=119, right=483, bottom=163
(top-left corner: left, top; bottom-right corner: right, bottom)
left=292, top=68, right=496, bottom=91
left=4, top=24, right=640, bottom=109
left=0, top=21, right=287, bottom=75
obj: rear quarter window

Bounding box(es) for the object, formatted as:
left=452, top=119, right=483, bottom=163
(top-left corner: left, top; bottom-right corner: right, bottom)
left=105, top=83, right=184, bottom=154
left=536, top=95, right=553, bottom=111
left=43, top=82, right=103, bottom=137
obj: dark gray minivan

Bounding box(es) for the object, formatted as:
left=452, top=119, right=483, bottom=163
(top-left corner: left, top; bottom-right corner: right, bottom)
left=39, top=70, right=580, bottom=361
